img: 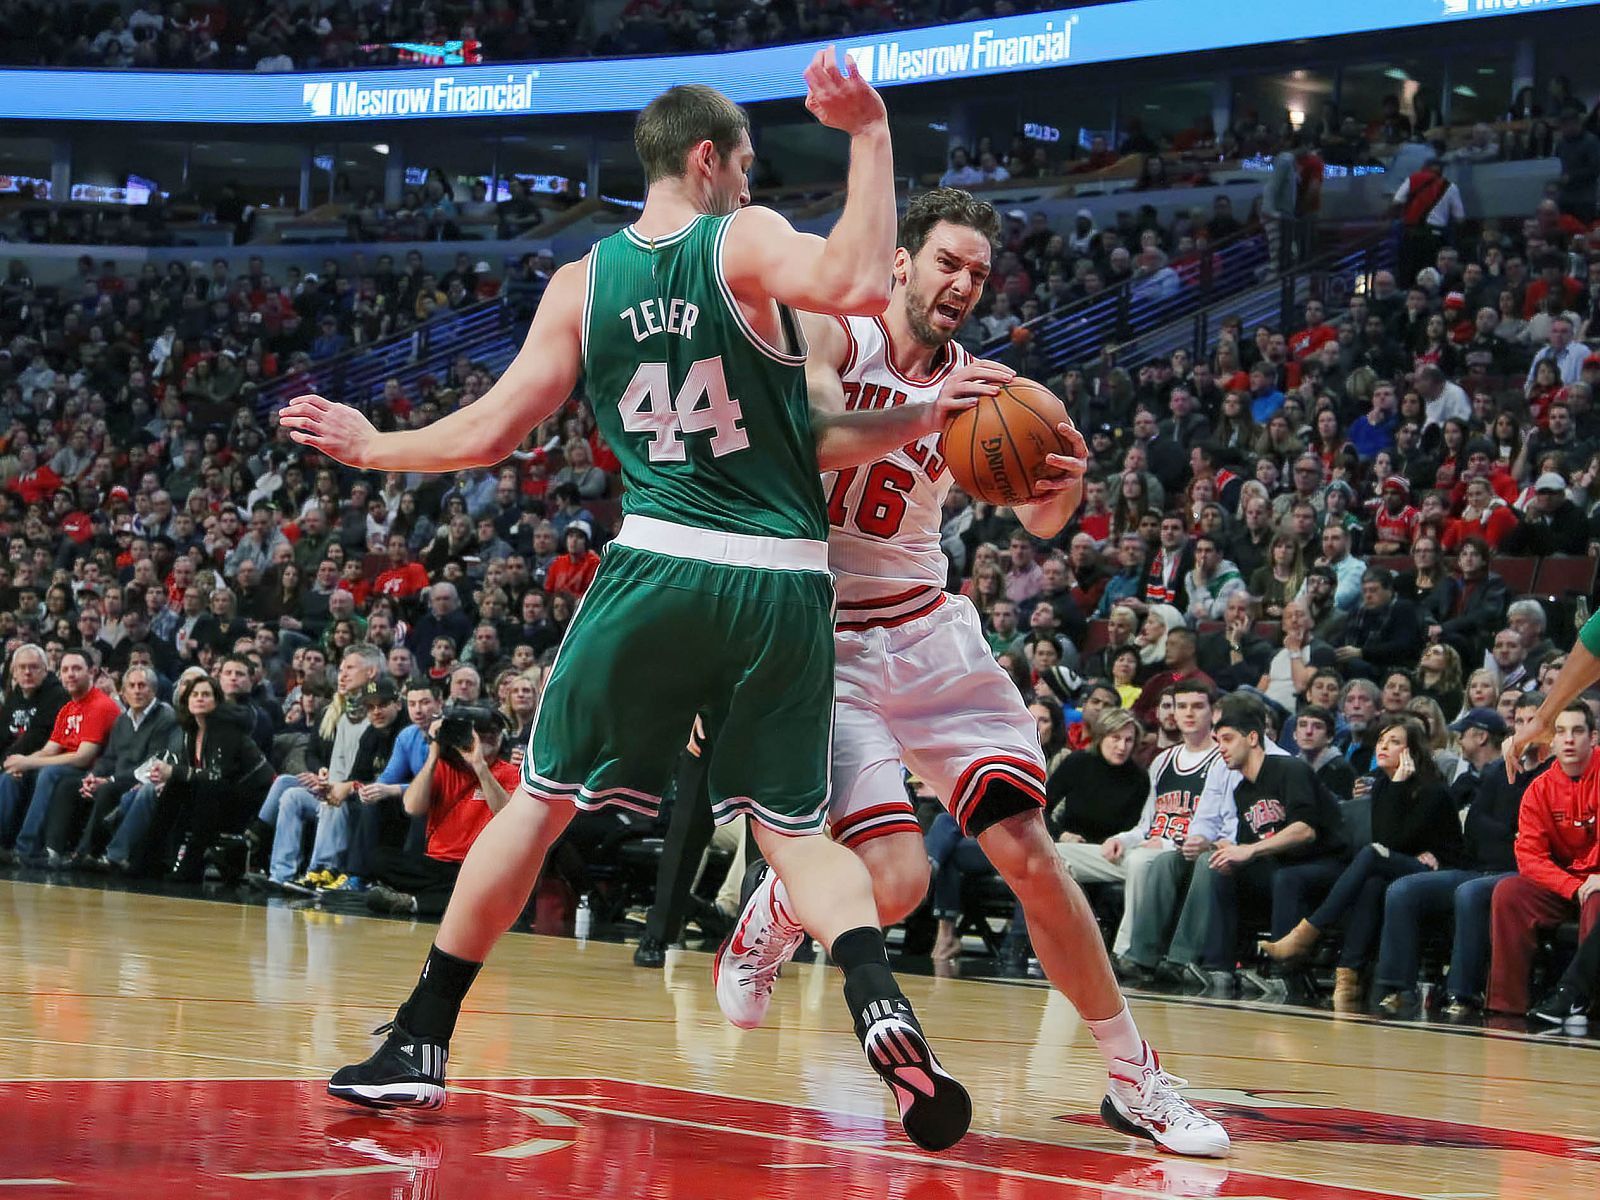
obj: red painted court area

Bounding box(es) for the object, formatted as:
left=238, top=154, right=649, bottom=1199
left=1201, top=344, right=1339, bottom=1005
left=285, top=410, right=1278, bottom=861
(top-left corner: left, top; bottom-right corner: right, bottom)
left=2, top=1077, right=1422, bottom=1199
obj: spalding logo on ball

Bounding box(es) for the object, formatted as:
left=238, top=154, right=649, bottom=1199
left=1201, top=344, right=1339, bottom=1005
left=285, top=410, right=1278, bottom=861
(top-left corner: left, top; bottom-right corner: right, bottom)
left=940, top=377, right=1071, bottom=507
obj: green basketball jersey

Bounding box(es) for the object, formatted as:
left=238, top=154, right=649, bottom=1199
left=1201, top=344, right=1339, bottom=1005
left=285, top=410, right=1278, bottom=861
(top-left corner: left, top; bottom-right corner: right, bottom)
left=582, top=214, right=828, bottom=541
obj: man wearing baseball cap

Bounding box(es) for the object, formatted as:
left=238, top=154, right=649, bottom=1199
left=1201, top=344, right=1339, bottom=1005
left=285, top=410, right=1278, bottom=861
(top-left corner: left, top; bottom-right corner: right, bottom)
left=1503, top=472, right=1588, bottom=556
left=1448, top=708, right=1510, bottom=800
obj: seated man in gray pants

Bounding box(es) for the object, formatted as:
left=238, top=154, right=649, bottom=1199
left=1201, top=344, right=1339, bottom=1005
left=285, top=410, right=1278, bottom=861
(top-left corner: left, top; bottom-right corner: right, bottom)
left=1060, top=682, right=1219, bottom=980
left=1156, top=697, right=1347, bottom=993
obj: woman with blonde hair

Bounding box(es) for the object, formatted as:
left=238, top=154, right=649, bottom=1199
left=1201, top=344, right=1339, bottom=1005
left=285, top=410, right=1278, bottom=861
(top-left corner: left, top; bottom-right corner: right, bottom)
left=1406, top=695, right=1460, bottom=781
left=965, top=563, right=1007, bottom=621
left=1462, top=667, right=1498, bottom=713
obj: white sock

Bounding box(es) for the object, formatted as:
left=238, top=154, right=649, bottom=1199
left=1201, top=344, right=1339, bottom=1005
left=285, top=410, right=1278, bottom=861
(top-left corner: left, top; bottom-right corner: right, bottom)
left=1086, top=1003, right=1145, bottom=1070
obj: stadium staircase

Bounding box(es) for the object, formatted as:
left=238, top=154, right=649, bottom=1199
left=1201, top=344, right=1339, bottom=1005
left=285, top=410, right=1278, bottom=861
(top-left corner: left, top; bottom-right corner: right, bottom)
left=255, top=297, right=523, bottom=414
left=986, top=222, right=1398, bottom=374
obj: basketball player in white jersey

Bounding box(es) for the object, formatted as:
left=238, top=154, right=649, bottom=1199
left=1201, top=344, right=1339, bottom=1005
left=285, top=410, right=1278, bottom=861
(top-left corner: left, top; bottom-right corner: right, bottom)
left=714, top=189, right=1229, bottom=1157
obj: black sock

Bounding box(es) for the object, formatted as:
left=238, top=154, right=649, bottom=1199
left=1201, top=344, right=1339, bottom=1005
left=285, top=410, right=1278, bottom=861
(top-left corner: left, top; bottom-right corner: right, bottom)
left=395, top=944, right=482, bottom=1041
left=832, top=926, right=902, bottom=1017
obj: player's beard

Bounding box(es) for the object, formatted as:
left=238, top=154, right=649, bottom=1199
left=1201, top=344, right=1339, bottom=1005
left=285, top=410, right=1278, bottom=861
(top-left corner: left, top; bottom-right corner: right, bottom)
left=902, top=273, right=956, bottom=351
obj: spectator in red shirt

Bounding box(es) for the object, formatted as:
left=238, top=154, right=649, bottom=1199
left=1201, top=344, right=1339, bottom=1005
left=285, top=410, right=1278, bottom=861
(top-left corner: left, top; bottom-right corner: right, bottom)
left=364, top=709, right=520, bottom=916
left=7, top=447, right=62, bottom=508
left=1443, top=477, right=1518, bottom=551
left=1131, top=628, right=1215, bottom=726
left=0, top=648, right=120, bottom=863
left=1488, top=703, right=1600, bottom=1014
left=1522, top=254, right=1583, bottom=318
left=374, top=532, right=432, bottom=604
left=1287, top=299, right=1337, bottom=360
left=544, top=522, right=601, bottom=599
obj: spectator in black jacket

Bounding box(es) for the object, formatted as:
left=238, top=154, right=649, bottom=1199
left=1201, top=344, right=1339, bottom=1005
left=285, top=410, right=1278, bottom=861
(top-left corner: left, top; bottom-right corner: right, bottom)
left=407, top=582, right=475, bottom=655
left=1262, top=715, right=1463, bottom=1010
left=1196, top=591, right=1274, bottom=691
left=1333, top=568, right=1423, bottom=680
left=1424, top=538, right=1509, bottom=665
left=50, top=664, right=178, bottom=862
left=1, top=644, right=67, bottom=760
left=1502, top=472, right=1589, bottom=556
left=1372, top=696, right=1545, bottom=1014
left=143, top=673, right=273, bottom=881
left=217, top=654, right=274, bottom=755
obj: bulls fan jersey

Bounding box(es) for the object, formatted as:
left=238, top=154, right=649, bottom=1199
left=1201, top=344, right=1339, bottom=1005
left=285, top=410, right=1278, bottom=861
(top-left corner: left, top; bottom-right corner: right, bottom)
left=824, top=315, right=970, bottom=630
left=1137, top=743, right=1220, bottom=846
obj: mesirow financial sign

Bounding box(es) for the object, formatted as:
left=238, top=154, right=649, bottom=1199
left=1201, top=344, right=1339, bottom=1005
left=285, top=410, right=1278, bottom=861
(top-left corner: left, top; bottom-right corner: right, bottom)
left=0, top=0, right=1594, bottom=124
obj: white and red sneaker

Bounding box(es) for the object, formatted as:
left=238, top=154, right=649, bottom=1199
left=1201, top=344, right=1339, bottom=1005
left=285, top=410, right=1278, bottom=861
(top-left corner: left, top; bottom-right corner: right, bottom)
left=1101, top=1042, right=1231, bottom=1157
left=713, top=866, right=807, bottom=1030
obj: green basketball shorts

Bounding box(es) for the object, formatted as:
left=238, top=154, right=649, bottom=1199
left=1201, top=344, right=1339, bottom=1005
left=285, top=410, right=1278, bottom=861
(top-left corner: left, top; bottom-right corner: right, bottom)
left=522, top=514, right=836, bottom=834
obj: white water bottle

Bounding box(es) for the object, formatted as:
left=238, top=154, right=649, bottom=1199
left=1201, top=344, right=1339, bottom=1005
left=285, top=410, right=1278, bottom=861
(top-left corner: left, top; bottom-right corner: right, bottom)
left=574, top=893, right=592, bottom=941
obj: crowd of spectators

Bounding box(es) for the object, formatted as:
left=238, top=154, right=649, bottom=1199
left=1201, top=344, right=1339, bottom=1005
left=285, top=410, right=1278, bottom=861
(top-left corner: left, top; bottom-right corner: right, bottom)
left=0, top=0, right=1040, bottom=70
left=939, top=80, right=1600, bottom=194
left=2, top=103, right=1599, bottom=1025
left=916, top=177, right=1600, bottom=1023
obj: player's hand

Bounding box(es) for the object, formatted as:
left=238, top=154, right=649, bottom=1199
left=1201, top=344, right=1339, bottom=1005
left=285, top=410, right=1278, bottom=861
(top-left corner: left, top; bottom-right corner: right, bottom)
left=1033, top=420, right=1090, bottom=496
left=933, top=360, right=1012, bottom=427
left=1505, top=715, right=1553, bottom=780
left=279, top=394, right=379, bottom=468
left=803, top=46, right=887, bottom=136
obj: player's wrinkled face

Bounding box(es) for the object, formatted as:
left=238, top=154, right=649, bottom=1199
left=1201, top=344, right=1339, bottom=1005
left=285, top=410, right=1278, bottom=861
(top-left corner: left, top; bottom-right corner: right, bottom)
left=901, top=221, right=992, bottom=345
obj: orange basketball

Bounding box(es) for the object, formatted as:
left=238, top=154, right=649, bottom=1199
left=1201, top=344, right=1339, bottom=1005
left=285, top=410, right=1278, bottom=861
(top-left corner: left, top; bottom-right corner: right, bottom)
left=940, top=377, right=1070, bottom=507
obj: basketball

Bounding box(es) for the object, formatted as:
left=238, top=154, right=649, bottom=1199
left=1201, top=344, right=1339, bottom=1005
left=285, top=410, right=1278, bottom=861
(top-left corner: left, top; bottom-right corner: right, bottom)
left=940, top=378, right=1070, bottom=507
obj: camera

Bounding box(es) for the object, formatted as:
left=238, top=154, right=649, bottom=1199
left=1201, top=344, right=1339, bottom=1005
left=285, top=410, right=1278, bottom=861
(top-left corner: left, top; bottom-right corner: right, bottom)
left=434, top=704, right=509, bottom=769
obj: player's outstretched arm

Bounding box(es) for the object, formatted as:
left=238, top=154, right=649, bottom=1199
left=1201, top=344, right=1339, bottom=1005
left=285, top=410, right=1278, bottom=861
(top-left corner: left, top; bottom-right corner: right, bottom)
left=1015, top=419, right=1090, bottom=538
left=723, top=47, right=894, bottom=316
left=802, top=313, right=1006, bottom=470
left=1504, top=612, right=1600, bottom=778
left=280, top=261, right=587, bottom=472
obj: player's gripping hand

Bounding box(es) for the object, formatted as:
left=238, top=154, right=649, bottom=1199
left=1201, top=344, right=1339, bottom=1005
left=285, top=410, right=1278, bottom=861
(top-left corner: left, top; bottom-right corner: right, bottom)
left=1031, top=418, right=1090, bottom=496
left=926, top=359, right=1013, bottom=435
left=804, top=45, right=887, bottom=136
left=279, top=393, right=379, bottom=468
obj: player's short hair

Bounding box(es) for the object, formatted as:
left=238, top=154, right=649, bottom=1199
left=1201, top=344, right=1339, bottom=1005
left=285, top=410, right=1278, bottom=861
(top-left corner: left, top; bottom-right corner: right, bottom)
left=634, top=85, right=750, bottom=183
left=898, top=187, right=1001, bottom=258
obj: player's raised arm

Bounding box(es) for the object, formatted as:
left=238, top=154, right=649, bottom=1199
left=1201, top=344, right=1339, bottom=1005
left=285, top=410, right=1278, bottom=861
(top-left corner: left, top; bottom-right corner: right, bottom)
left=723, top=47, right=895, bottom=316
left=279, top=260, right=587, bottom=473
left=801, top=312, right=1009, bottom=471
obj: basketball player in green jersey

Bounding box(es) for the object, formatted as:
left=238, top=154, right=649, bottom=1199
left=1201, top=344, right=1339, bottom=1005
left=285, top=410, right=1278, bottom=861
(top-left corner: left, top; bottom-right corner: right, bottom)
left=281, top=50, right=1009, bottom=1152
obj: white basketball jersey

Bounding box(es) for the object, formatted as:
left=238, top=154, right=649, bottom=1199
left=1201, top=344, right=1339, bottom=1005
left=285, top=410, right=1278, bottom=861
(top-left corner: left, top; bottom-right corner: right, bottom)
left=823, top=315, right=969, bottom=630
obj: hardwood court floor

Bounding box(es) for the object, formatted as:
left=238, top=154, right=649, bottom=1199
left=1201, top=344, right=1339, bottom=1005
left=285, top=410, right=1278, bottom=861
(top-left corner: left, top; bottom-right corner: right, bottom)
left=2, top=879, right=1596, bottom=1199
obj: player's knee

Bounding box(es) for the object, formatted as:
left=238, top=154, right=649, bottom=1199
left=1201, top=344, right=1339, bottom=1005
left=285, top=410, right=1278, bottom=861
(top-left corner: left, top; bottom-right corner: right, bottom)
left=980, top=809, right=1057, bottom=892
left=867, top=845, right=931, bottom=925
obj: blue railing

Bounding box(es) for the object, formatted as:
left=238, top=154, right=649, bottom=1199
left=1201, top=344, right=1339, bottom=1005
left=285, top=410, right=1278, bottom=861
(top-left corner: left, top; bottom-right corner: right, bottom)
left=981, top=227, right=1271, bottom=371
left=1106, top=225, right=1399, bottom=368
left=255, top=298, right=522, bottom=414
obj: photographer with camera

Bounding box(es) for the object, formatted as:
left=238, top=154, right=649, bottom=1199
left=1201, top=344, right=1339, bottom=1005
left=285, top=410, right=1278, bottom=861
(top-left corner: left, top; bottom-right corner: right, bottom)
left=365, top=704, right=520, bottom=916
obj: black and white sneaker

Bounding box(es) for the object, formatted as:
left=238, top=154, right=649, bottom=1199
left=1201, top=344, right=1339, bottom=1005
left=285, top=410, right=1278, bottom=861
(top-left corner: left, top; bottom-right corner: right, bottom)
left=855, top=997, right=971, bottom=1152
left=328, top=1021, right=448, bottom=1110
left=1530, top=986, right=1590, bottom=1034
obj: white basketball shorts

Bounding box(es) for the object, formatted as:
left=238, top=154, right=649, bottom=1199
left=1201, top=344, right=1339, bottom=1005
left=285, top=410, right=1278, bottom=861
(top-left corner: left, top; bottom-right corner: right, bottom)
left=829, top=594, right=1047, bottom=849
